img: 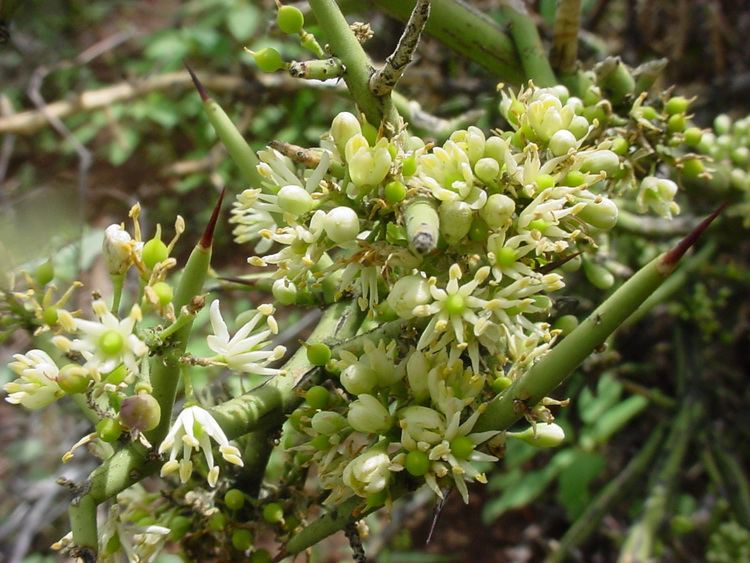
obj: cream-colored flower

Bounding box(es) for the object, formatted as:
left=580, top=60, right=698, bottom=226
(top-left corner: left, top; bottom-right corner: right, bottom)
left=4, top=349, right=63, bottom=409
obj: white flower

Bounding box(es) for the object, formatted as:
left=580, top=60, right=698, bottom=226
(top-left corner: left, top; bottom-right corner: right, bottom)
left=159, top=405, right=243, bottom=487
left=521, top=93, right=575, bottom=142
left=4, top=349, right=64, bottom=409
left=418, top=140, right=486, bottom=207
left=66, top=299, right=147, bottom=376
left=342, top=448, right=392, bottom=497
left=637, top=176, right=680, bottom=218
left=230, top=189, right=279, bottom=253
left=99, top=505, right=170, bottom=563
left=103, top=224, right=140, bottom=275
left=207, top=300, right=285, bottom=375
left=345, top=134, right=392, bottom=188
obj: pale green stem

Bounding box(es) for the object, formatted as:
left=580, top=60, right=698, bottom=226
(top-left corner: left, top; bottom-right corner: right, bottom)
left=404, top=197, right=439, bottom=254
left=288, top=58, right=345, bottom=80
left=110, top=274, right=124, bottom=315
left=549, top=0, right=581, bottom=76
left=499, top=2, right=557, bottom=87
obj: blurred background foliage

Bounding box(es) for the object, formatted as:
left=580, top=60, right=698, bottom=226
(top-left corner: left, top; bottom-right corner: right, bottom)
left=1, top=0, right=750, bottom=561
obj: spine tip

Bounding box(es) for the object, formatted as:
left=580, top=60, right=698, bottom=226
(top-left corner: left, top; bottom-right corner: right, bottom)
left=200, top=187, right=226, bottom=250
left=184, top=62, right=210, bottom=102
left=538, top=250, right=583, bottom=275
left=661, top=203, right=727, bottom=268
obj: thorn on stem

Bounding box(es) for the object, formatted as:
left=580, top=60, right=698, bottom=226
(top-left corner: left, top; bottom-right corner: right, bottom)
left=200, top=187, right=226, bottom=249
left=538, top=250, right=583, bottom=274
left=661, top=203, right=727, bottom=268
left=184, top=62, right=209, bottom=102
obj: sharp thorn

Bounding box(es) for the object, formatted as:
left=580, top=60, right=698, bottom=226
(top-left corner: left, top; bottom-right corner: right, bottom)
left=661, top=203, right=727, bottom=268
left=184, top=61, right=209, bottom=102
left=538, top=250, right=583, bottom=274
left=200, top=187, right=226, bottom=249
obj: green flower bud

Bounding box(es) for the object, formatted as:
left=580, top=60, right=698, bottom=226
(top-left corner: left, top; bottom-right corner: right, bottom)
left=277, top=5, right=304, bottom=34
left=683, top=127, right=703, bottom=147
left=667, top=113, right=686, bottom=134
left=272, top=278, right=297, bottom=305
left=523, top=94, right=575, bottom=142
left=34, top=259, right=54, bottom=286
left=277, top=185, right=315, bottom=216
left=583, top=260, right=615, bottom=289
left=96, top=418, right=123, bottom=442
left=340, top=364, right=378, bottom=396
left=57, top=364, right=90, bottom=394
left=507, top=422, right=565, bottom=447
left=253, top=48, right=285, bottom=73
left=225, top=488, right=246, bottom=510
left=323, top=206, right=360, bottom=243
left=577, top=197, right=619, bottom=230
left=666, top=96, right=689, bottom=115
left=232, top=528, right=254, bottom=551
left=548, top=129, right=577, bottom=156
left=262, top=502, right=284, bottom=524
left=714, top=113, right=731, bottom=135
left=347, top=394, right=392, bottom=434
left=484, top=136, right=507, bottom=162
left=103, top=224, right=134, bottom=276
left=406, top=350, right=430, bottom=402
left=681, top=158, right=705, bottom=180
left=331, top=112, right=361, bottom=156
left=119, top=392, right=161, bottom=432
left=311, top=410, right=348, bottom=435
left=438, top=200, right=473, bottom=244
left=142, top=237, right=168, bottom=270
left=568, top=115, right=590, bottom=139
left=480, top=193, right=515, bottom=229
left=386, top=275, right=431, bottom=319
left=305, top=385, right=330, bottom=409
left=474, top=157, right=500, bottom=184
left=731, top=147, right=750, bottom=166
left=306, top=342, right=331, bottom=366
left=579, top=150, right=620, bottom=176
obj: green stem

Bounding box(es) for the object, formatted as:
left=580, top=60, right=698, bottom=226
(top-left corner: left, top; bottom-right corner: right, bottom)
left=69, top=494, right=98, bottom=555
left=549, top=0, right=581, bottom=76
left=499, top=2, right=556, bottom=87
left=111, top=274, right=124, bottom=315
left=404, top=196, right=439, bottom=254
left=284, top=497, right=363, bottom=555
left=371, top=0, right=524, bottom=83
left=546, top=424, right=666, bottom=563
left=156, top=309, right=197, bottom=342
left=288, top=58, right=345, bottom=80
left=710, top=442, right=750, bottom=528
left=309, top=0, right=395, bottom=127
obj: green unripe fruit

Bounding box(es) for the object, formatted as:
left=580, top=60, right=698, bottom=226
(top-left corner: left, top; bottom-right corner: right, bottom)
left=450, top=436, right=474, bottom=459
left=120, top=393, right=161, bottom=432
left=34, top=260, right=54, bottom=286
left=224, top=489, right=245, bottom=510
left=714, top=113, right=731, bottom=135
left=553, top=314, right=579, bottom=336
left=611, top=136, right=629, bottom=156
left=262, top=502, right=284, bottom=524
left=310, top=434, right=330, bottom=451
left=731, top=146, right=750, bottom=166
left=492, top=376, right=512, bottom=393
left=169, top=516, right=191, bottom=541
left=402, top=155, right=417, bottom=177
left=277, top=5, right=304, bottom=34
left=305, top=385, right=330, bottom=409
left=232, top=528, right=254, bottom=551
left=535, top=174, right=555, bottom=191
left=683, top=127, right=703, bottom=147
left=57, top=364, right=90, bottom=394
left=250, top=549, right=272, bottom=563
left=495, top=247, right=516, bottom=268
left=104, top=364, right=128, bottom=385
left=96, top=418, right=123, bottom=442
left=253, top=48, right=285, bottom=73
left=583, top=261, right=615, bottom=289
left=563, top=170, right=586, bottom=186
left=666, top=96, right=689, bottom=115
left=682, top=158, right=705, bottom=180
left=667, top=114, right=686, bottom=134
left=272, top=278, right=297, bottom=305
left=152, top=281, right=173, bottom=305
left=405, top=450, right=430, bottom=476
left=306, top=342, right=331, bottom=366
left=142, top=237, right=168, bottom=269
left=208, top=512, right=226, bottom=531
left=98, top=330, right=124, bottom=357
left=42, top=306, right=59, bottom=326
left=384, top=181, right=407, bottom=204
left=637, top=106, right=658, bottom=121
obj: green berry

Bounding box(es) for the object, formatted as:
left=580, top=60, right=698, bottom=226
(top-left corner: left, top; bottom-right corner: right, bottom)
left=683, top=127, right=703, bottom=147
left=638, top=106, right=658, bottom=120
left=98, top=330, right=124, bottom=357
left=553, top=314, right=579, bottom=336
left=152, top=281, right=173, bottom=305
left=492, top=376, right=512, bottom=393
left=450, top=436, right=474, bottom=459
left=667, top=114, right=686, bottom=134
left=253, top=48, right=285, bottom=73
left=42, top=306, right=59, bottom=326
left=57, top=365, right=89, bottom=394
left=96, top=418, right=123, bottom=442
left=34, top=260, right=54, bottom=286
left=250, top=549, right=272, bottom=563
left=495, top=247, right=516, bottom=268
left=306, top=343, right=331, bottom=366
left=305, top=385, right=330, bottom=409
left=142, top=237, right=168, bottom=269
left=666, top=96, right=689, bottom=115
left=402, top=155, right=417, bottom=177
left=277, top=5, right=304, bottom=34
left=224, top=489, right=245, bottom=510
left=405, top=450, right=430, bottom=476
left=384, top=181, right=407, bottom=204
left=535, top=173, right=555, bottom=191
left=682, top=158, right=705, bottom=180
left=208, top=512, right=226, bottom=531
left=262, top=502, right=284, bottom=524
left=232, top=528, right=254, bottom=551
left=169, top=516, right=191, bottom=541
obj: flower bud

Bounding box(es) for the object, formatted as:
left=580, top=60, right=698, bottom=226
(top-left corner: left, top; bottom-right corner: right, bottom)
left=583, top=260, right=615, bottom=289
left=345, top=135, right=392, bottom=188
left=522, top=94, right=575, bottom=142
left=637, top=176, right=679, bottom=218
left=311, top=411, right=348, bottom=435
left=438, top=200, right=473, bottom=244
left=714, top=113, right=731, bottom=136
left=347, top=394, right=392, bottom=434
left=272, top=278, right=297, bottom=305
left=103, top=224, right=135, bottom=276
left=323, top=206, right=360, bottom=243
left=450, top=126, right=485, bottom=164
left=480, top=193, right=515, bottom=229
left=548, top=129, right=577, bottom=156
left=474, top=157, right=500, bottom=184
left=277, top=185, right=315, bottom=216
left=34, top=259, right=54, bottom=286
left=579, top=150, right=620, bottom=176
left=484, top=136, right=507, bottom=162
left=331, top=112, right=362, bottom=156
left=399, top=405, right=444, bottom=445
left=406, top=350, right=430, bottom=402
left=577, top=197, right=619, bottom=230
left=508, top=422, right=565, bottom=447
left=340, top=364, right=378, bottom=396
left=568, top=115, right=590, bottom=139
left=386, top=275, right=431, bottom=319
left=343, top=448, right=392, bottom=497
left=119, top=392, right=161, bottom=432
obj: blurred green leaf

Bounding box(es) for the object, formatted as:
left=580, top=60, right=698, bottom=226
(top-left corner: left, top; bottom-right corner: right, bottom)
left=226, top=3, right=260, bottom=41
left=556, top=449, right=606, bottom=519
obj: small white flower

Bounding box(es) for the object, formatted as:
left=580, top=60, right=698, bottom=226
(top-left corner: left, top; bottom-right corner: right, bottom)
left=230, top=189, right=279, bottom=253
left=342, top=448, right=392, bottom=498
left=207, top=300, right=285, bottom=375
left=67, top=299, right=147, bottom=375
left=4, top=349, right=63, bottom=409
left=159, top=405, right=243, bottom=487
left=103, top=224, right=140, bottom=275
left=637, top=176, right=680, bottom=219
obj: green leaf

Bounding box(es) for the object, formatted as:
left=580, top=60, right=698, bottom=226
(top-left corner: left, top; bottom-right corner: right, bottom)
left=225, top=4, right=260, bottom=41
left=556, top=449, right=606, bottom=519
left=108, top=127, right=140, bottom=166
left=579, top=372, right=623, bottom=424
left=144, top=31, right=190, bottom=62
